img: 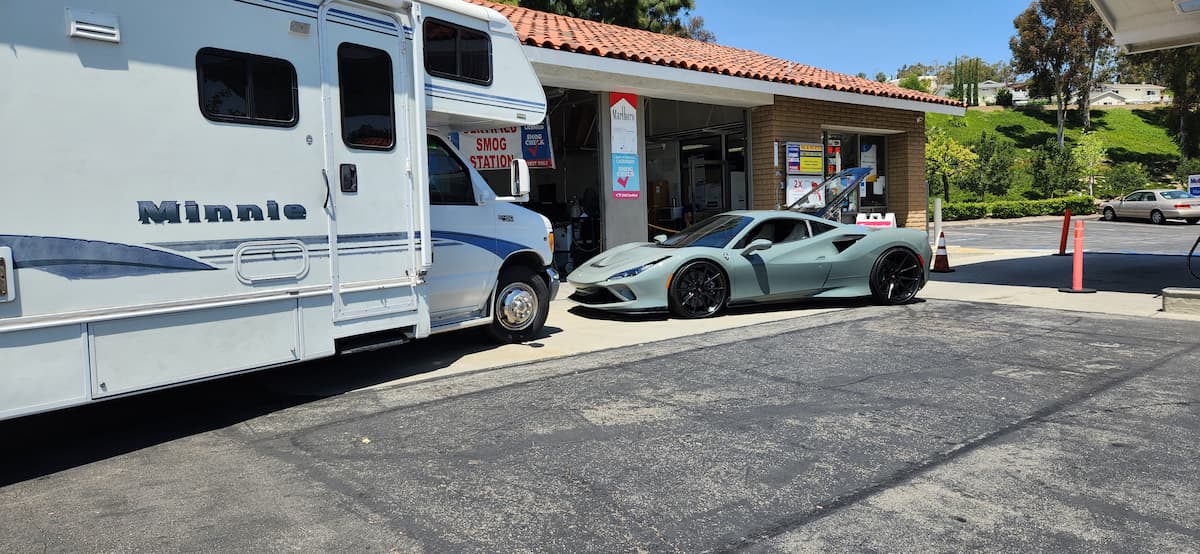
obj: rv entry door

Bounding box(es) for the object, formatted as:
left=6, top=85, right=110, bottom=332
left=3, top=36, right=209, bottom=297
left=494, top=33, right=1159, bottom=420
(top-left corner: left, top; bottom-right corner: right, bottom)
left=319, top=5, right=419, bottom=322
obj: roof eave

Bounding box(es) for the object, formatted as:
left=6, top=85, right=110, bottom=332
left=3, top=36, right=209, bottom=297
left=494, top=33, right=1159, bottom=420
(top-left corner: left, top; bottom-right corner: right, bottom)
left=525, top=46, right=966, bottom=116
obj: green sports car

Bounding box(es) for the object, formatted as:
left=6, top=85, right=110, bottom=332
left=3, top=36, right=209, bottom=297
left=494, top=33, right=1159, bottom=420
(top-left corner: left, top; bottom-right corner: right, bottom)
left=567, top=174, right=932, bottom=318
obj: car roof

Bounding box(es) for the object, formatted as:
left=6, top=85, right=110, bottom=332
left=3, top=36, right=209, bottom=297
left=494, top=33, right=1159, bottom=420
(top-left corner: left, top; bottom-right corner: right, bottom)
left=723, top=210, right=842, bottom=224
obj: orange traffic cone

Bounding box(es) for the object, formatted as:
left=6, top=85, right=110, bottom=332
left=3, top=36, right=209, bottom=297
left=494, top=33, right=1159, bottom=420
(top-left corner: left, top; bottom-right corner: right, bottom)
left=931, top=231, right=954, bottom=273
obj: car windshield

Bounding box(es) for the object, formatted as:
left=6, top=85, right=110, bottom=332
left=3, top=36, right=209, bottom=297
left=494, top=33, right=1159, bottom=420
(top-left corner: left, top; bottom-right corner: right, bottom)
left=1160, top=191, right=1193, bottom=199
left=660, top=215, right=753, bottom=248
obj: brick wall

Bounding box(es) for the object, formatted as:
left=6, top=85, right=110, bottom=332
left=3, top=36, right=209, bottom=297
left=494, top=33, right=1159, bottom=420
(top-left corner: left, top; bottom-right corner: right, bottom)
left=750, top=97, right=928, bottom=228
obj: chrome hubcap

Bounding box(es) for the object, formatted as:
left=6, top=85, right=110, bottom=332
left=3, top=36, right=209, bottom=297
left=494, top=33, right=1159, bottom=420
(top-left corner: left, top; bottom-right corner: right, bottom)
left=497, top=284, right=537, bottom=331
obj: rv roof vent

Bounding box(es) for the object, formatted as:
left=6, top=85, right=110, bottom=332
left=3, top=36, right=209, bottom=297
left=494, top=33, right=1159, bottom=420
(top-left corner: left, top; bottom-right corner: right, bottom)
left=66, top=8, right=120, bottom=43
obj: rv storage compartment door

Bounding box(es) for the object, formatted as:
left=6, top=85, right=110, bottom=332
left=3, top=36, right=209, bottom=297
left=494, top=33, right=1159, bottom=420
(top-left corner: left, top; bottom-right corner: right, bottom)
left=90, top=300, right=299, bottom=398
left=0, top=326, right=88, bottom=420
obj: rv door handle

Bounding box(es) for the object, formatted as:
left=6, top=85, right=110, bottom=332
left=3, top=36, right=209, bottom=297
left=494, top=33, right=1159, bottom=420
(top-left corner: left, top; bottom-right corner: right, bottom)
left=340, top=163, right=357, bottom=193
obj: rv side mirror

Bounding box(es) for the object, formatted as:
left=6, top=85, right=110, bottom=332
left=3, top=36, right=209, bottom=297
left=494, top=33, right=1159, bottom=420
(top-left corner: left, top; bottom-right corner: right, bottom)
left=510, top=158, right=530, bottom=199
left=653, top=234, right=667, bottom=244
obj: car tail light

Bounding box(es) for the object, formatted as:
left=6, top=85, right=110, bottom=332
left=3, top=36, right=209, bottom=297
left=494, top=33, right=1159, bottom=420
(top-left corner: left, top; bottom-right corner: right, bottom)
left=1174, top=203, right=1194, bottom=208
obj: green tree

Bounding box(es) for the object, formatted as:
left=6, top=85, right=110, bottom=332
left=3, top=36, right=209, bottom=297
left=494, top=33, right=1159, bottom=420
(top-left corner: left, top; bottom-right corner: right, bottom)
left=898, top=74, right=929, bottom=93
left=1124, top=46, right=1200, bottom=160
left=1179, top=158, right=1200, bottom=184
left=874, top=72, right=889, bottom=83
left=1071, top=13, right=1114, bottom=130
left=1072, top=132, right=1107, bottom=197
left=1100, top=162, right=1149, bottom=198
left=995, top=88, right=1014, bottom=106
left=855, top=72, right=867, bottom=79
left=514, top=0, right=713, bottom=40
left=964, top=131, right=1017, bottom=201
left=1029, top=139, right=1081, bottom=198
left=926, top=128, right=978, bottom=202
left=1010, top=0, right=1100, bottom=147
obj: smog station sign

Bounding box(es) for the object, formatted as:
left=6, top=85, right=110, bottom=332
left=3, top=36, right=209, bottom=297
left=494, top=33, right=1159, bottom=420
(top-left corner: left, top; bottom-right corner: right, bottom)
left=449, top=123, right=555, bottom=170
left=1190, top=174, right=1200, bottom=197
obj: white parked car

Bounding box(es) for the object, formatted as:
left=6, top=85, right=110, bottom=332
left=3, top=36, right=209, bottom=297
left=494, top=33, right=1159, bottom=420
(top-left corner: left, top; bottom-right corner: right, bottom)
left=1100, top=189, right=1200, bottom=224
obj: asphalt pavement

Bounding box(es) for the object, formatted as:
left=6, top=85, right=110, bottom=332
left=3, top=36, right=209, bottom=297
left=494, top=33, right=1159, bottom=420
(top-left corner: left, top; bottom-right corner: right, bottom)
left=2, top=300, right=1197, bottom=552
left=940, top=216, right=1200, bottom=256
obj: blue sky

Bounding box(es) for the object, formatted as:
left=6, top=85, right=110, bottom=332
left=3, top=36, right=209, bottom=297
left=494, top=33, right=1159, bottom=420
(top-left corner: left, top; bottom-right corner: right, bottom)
left=693, top=0, right=1032, bottom=78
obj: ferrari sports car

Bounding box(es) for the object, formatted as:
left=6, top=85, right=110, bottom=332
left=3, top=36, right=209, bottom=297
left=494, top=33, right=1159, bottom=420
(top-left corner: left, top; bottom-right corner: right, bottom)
left=567, top=178, right=932, bottom=318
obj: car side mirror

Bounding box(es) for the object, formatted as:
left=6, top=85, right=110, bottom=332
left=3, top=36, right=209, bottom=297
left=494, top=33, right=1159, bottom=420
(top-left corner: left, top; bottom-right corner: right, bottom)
left=653, top=234, right=668, bottom=244
left=743, top=238, right=772, bottom=255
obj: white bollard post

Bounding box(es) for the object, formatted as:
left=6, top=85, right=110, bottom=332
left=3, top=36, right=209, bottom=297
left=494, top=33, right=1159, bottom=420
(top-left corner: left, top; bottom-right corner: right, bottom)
left=932, top=198, right=943, bottom=249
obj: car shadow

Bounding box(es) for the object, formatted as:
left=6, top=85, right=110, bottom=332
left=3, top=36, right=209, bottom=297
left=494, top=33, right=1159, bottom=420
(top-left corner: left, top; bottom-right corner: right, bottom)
left=0, top=324, right=562, bottom=487
left=932, top=252, right=1200, bottom=294
left=567, top=296, right=877, bottom=322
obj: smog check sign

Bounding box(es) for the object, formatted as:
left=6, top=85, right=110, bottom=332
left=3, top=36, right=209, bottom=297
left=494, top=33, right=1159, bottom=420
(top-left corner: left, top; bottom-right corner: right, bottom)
left=1189, top=174, right=1200, bottom=197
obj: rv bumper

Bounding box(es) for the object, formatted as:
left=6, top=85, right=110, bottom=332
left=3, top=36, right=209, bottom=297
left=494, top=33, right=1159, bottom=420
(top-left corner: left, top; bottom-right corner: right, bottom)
left=545, top=266, right=560, bottom=301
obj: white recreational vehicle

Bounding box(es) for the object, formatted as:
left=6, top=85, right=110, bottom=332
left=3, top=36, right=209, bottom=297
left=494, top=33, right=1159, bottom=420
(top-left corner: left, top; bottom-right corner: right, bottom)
left=0, top=0, right=559, bottom=421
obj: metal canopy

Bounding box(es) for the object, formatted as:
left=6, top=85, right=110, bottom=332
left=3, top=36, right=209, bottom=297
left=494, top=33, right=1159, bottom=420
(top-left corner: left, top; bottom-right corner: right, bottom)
left=1089, top=0, right=1200, bottom=53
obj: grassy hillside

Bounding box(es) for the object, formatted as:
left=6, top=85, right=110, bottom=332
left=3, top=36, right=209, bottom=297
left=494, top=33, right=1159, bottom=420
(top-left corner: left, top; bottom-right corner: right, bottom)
left=927, top=107, right=1180, bottom=179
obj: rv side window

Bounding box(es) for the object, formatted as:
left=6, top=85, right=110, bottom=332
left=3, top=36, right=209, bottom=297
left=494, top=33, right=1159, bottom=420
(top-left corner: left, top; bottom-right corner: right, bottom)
left=424, top=19, right=492, bottom=85
left=196, top=48, right=297, bottom=127
left=427, top=137, right=476, bottom=205
left=338, top=43, right=395, bottom=150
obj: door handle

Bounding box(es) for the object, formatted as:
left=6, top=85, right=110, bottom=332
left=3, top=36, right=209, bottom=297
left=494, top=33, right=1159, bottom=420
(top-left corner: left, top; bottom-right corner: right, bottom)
left=340, top=163, right=358, bottom=193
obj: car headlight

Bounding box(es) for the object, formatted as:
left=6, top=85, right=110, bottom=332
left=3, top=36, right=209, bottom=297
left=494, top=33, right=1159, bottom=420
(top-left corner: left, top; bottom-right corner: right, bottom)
left=608, top=257, right=670, bottom=281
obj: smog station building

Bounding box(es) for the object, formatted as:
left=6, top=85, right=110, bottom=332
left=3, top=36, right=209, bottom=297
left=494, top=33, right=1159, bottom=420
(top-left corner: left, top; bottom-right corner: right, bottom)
left=461, top=0, right=964, bottom=271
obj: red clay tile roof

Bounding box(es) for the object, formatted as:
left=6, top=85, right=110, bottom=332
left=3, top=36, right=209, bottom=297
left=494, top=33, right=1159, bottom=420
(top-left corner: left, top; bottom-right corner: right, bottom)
left=468, top=0, right=961, bottom=108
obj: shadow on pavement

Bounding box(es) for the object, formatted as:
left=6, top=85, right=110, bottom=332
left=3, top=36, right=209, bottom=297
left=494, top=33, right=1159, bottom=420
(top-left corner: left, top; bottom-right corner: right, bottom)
left=566, top=296, right=875, bottom=322
left=932, top=252, right=1200, bottom=294
left=0, top=325, right=562, bottom=487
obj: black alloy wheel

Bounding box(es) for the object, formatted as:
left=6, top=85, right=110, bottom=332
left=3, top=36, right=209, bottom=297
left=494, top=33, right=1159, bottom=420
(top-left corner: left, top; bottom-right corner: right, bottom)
left=869, top=248, right=924, bottom=305
left=1102, top=207, right=1116, bottom=221
left=1151, top=210, right=1166, bottom=225
left=669, top=260, right=729, bottom=318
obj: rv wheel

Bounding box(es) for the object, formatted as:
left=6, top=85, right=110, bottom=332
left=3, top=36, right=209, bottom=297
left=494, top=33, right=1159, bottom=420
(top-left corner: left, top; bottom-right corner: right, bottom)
left=487, top=266, right=550, bottom=343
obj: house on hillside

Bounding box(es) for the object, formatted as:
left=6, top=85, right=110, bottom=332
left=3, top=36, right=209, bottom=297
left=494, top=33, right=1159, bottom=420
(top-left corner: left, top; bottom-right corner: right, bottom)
left=934, top=80, right=1029, bottom=105
left=1089, top=83, right=1169, bottom=105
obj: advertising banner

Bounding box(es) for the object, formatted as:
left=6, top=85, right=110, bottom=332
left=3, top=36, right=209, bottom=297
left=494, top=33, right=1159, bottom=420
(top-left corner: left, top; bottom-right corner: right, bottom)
left=786, top=175, right=824, bottom=208
left=610, top=93, right=640, bottom=199
left=612, top=153, right=640, bottom=199
left=786, top=142, right=823, bottom=174
left=1190, top=174, right=1200, bottom=197
left=448, top=124, right=556, bottom=170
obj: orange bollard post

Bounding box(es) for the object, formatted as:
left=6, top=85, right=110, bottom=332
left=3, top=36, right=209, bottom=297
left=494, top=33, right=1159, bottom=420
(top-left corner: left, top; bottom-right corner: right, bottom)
left=1059, top=220, right=1096, bottom=293
left=1054, top=209, right=1072, bottom=256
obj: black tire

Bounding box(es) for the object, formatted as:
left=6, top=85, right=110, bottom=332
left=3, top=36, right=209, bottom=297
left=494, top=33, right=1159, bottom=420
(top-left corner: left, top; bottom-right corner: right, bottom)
left=1102, top=207, right=1116, bottom=221
left=1150, top=210, right=1166, bottom=224
left=869, top=247, right=924, bottom=305
left=486, top=266, right=549, bottom=344
left=1187, top=218, right=1199, bottom=225
left=668, top=260, right=728, bottom=319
